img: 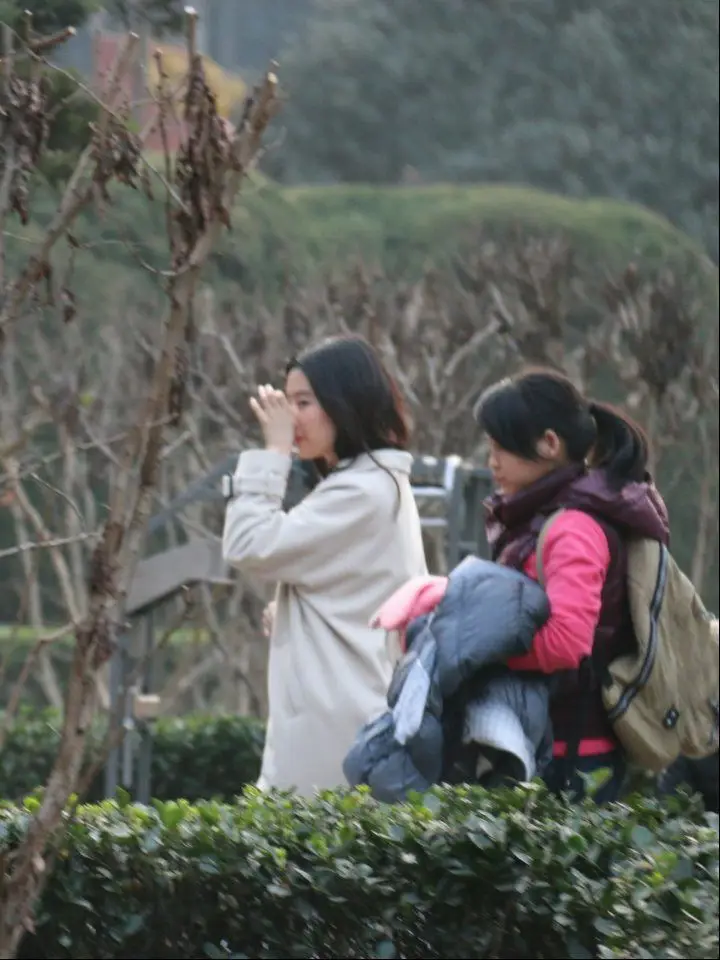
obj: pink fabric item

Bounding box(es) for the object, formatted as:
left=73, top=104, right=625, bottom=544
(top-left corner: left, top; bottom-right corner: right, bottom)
left=371, top=575, right=448, bottom=649
left=506, top=509, right=616, bottom=757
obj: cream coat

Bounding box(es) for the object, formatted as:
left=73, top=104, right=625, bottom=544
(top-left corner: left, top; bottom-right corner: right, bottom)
left=222, top=448, right=427, bottom=796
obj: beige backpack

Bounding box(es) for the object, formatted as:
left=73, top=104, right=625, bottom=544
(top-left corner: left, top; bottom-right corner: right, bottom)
left=537, top=509, right=719, bottom=773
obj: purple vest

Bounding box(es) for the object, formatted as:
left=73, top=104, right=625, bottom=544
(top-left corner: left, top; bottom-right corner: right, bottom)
left=549, top=517, right=632, bottom=745
left=484, top=464, right=670, bottom=748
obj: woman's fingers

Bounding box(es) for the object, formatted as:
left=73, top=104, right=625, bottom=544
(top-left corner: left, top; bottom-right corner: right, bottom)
left=252, top=386, right=294, bottom=455
left=257, top=385, right=288, bottom=412
left=267, top=386, right=286, bottom=408
left=252, top=385, right=290, bottom=436
left=249, top=396, right=267, bottom=423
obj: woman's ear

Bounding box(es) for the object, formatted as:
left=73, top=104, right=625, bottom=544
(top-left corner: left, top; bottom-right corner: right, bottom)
left=535, top=429, right=563, bottom=460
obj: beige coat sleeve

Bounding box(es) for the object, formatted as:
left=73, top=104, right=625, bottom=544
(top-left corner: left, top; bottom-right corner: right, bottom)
left=222, top=449, right=383, bottom=588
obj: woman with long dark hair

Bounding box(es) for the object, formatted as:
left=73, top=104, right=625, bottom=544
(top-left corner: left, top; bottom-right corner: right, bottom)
left=223, top=335, right=426, bottom=795
left=474, top=368, right=670, bottom=802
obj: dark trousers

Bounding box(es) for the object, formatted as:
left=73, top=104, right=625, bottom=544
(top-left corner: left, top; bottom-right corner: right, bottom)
left=543, top=751, right=626, bottom=804
left=657, top=752, right=719, bottom=813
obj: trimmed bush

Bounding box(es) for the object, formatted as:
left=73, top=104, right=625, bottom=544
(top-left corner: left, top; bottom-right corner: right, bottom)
left=1, top=785, right=717, bottom=959
left=3, top=709, right=716, bottom=813
left=0, top=711, right=264, bottom=803
left=145, top=713, right=265, bottom=802
left=278, top=183, right=712, bottom=279
left=0, top=711, right=65, bottom=803
left=5, top=182, right=713, bottom=307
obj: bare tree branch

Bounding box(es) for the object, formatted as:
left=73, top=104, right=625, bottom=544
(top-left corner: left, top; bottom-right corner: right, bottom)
left=0, top=531, right=98, bottom=562
left=0, top=31, right=141, bottom=345
left=0, top=9, right=281, bottom=952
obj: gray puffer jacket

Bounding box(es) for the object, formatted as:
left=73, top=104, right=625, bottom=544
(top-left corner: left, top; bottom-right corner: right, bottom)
left=343, top=555, right=553, bottom=802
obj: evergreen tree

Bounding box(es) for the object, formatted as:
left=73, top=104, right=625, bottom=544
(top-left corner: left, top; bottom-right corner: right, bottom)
left=273, top=0, right=719, bottom=258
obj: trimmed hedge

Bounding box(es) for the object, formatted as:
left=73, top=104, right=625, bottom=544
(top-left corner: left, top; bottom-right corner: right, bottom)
left=2, top=786, right=717, bottom=959
left=278, top=183, right=712, bottom=279
left=0, top=711, right=264, bottom=803
left=8, top=181, right=714, bottom=307
left=2, top=709, right=714, bottom=810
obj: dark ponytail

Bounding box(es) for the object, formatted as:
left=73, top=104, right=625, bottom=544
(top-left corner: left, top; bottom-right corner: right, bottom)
left=474, top=366, right=652, bottom=491
left=588, top=400, right=649, bottom=489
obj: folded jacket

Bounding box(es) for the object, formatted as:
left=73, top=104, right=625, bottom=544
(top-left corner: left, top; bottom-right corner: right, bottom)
left=345, top=555, right=553, bottom=801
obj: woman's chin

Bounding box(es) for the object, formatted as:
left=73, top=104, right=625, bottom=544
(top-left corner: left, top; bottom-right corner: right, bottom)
left=296, top=443, right=333, bottom=463
left=295, top=445, right=316, bottom=462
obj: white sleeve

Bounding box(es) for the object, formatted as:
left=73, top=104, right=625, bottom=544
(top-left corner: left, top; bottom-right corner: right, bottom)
left=222, top=449, right=380, bottom=589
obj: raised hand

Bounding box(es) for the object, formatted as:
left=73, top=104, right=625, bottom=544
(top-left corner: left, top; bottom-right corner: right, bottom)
left=249, top=384, right=294, bottom=456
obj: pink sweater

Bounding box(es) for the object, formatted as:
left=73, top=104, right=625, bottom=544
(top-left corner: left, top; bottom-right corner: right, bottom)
left=507, top=509, right=615, bottom=757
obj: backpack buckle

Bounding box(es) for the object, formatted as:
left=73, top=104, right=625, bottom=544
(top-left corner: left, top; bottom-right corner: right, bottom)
left=663, top=707, right=679, bottom=730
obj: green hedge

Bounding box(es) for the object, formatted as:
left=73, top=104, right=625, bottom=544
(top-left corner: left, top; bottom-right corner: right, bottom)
left=279, top=183, right=712, bottom=278
left=9, top=180, right=714, bottom=305
left=0, top=708, right=698, bottom=809
left=0, top=711, right=264, bottom=803
left=2, top=786, right=717, bottom=959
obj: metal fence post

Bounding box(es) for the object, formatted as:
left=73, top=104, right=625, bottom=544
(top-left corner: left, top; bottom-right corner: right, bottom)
left=135, top=611, right=156, bottom=805
left=104, top=632, right=127, bottom=798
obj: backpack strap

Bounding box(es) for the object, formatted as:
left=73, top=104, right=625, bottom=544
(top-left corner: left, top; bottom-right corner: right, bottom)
left=535, top=508, right=566, bottom=586
left=534, top=507, right=595, bottom=790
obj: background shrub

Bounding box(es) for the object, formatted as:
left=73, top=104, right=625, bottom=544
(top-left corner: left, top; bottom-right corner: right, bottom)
left=4, top=182, right=712, bottom=309
left=4, top=709, right=717, bottom=812
left=1, top=786, right=717, bottom=959
left=0, top=711, right=264, bottom=802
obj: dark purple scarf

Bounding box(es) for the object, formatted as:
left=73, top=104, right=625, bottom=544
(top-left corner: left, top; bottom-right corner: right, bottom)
left=485, top=464, right=670, bottom=571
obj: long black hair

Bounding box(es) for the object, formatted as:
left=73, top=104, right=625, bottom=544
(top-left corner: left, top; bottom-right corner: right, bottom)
left=287, top=334, right=410, bottom=460
left=474, top=368, right=649, bottom=489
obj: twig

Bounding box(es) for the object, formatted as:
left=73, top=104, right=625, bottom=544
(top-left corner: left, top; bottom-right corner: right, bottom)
left=74, top=587, right=199, bottom=798
left=0, top=418, right=172, bottom=487
left=0, top=407, right=51, bottom=460
left=205, top=326, right=247, bottom=380
left=0, top=531, right=98, bottom=562
left=0, top=31, right=141, bottom=343
left=27, top=472, right=87, bottom=530
left=138, top=153, right=189, bottom=216
left=153, top=45, right=182, bottom=249
left=0, top=22, right=17, bottom=288
left=3, top=462, right=83, bottom=622
left=38, top=50, right=136, bottom=129
left=0, top=623, right=74, bottom=751
left=0, top=26, right=77, bottom=66
left=185, top=6, right=199, bottom=65
left=198, top=582, right=261, bottom=714
left=443, top=318, right=501, bottom=380
left=160, top=428, right=193, bottom=461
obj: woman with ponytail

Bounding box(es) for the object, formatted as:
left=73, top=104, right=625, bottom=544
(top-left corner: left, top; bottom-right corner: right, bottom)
left=474, top=368, right=670, bottom=802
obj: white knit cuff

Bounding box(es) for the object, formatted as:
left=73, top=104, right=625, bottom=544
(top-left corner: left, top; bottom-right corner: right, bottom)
left=232, top=449, right=291, bottom=499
